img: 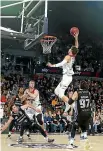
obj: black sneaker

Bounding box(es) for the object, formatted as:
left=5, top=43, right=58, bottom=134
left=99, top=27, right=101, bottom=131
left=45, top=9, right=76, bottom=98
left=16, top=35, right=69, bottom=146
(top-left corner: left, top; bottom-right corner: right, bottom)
left=17, top=137, right=23, bottom=143
left=72, top=144, right=78, bottom=148
left=8, top=134, right=11, bottom=138
left=48, top=138, right=54, bottom=143
left=27, top=134, right=31, bottom=139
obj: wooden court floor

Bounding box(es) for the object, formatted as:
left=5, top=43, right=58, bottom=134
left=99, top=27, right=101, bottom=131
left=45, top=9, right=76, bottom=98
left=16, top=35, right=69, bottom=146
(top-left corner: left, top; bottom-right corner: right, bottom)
left=1, top=134, right=103, bottom=151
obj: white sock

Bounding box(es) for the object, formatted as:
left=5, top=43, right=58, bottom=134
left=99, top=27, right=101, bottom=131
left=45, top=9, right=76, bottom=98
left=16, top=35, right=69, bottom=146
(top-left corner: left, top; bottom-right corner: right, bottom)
left=81, top=132, right=84, bottom=137
left=69, top=138, right=74, bottom=145
left=44, top=137, right=48, bottom=141
left=64, top=102, right=71, bottom=112
left=26, top=131, right=29, bottom=135
left=84, top=132, right=87, bottom=138
left=9, top=132, right=11, bottom=135
left=20, top=136, right=23, bottom=139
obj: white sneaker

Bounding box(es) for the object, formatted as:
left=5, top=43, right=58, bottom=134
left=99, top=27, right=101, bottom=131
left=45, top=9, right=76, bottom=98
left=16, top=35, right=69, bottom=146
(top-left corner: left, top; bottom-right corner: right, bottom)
left=66, top=144, right=73, bottom=149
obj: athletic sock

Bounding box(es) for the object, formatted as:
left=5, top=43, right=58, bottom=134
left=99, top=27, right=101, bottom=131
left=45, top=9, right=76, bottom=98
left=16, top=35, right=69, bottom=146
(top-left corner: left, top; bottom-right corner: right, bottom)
left=44, top=137, right=48, bottom=141
left=26, top=131, right=29, bottom=135
left=64, top=102, right=71, bottom=112
left=20, top=136, right=23, bottom=139
left=83, top=132, right=87, bottom=138
left=81, top=132, right=84, bottom=137
left=9, top=132, right=11, bottom=135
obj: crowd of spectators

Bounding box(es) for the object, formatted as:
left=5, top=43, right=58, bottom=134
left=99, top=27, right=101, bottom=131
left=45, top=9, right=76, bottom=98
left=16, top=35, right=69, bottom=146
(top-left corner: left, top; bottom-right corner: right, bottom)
left=48, top=35, right=103, bottom=74
left=1, top=72, right=103, bottom=134
left=1, top=35, right=103, bottom=134
left=1, top=35, right=103, bottom=76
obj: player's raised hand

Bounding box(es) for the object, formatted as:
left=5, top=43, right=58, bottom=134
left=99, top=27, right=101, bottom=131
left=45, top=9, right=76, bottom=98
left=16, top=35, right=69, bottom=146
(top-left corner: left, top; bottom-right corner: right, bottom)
left=73, top=32, right=79, bottom=39
left=47, top=62, right=53, bottom=67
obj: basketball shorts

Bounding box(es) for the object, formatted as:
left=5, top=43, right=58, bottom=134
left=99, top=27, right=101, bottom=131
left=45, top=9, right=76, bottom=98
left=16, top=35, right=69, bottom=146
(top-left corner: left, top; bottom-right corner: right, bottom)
left=36, top=113, right=44, bottom=125
left=34, top=105, right=42, bottom=116
left=55, top=74, right=72, bottom=98
left=77, top=112, right=91, bottom=131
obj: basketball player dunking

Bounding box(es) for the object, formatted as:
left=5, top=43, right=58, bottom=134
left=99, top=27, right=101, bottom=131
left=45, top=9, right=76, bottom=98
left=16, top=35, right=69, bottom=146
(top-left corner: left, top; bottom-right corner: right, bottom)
left=47, top=33, right=79, bottom=112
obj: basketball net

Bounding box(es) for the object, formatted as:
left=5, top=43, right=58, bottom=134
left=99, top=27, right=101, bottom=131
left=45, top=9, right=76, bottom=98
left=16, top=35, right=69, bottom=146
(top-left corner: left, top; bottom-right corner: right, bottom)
left=40, top=36, right=57, bottom=54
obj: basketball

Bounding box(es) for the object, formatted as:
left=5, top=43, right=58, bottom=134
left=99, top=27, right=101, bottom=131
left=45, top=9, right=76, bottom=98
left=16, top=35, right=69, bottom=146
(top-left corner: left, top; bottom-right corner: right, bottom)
left=70, top=27, right=79, bottom=36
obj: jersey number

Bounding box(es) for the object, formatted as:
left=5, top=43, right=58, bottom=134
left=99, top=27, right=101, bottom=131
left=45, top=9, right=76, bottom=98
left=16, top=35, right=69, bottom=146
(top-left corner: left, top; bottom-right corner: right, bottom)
left=79, top=99, right=90, bottom=109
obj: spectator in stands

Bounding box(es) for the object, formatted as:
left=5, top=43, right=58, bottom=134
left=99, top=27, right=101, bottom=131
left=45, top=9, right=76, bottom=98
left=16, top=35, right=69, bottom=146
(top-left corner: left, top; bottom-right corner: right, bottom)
left=51, top=112, right=63, bottom=133
left=93, top=115, right=101, bottom=133
left=44, top=112, right=52, bottom=132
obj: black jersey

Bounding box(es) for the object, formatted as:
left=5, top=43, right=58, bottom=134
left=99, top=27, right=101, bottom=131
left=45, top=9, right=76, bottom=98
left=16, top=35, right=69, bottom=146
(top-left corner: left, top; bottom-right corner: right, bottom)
left=77, top=89, right=91, bottom=113
left=11, top=107, right=29, bottom=125
left=14, top=95, right=22, bottom=107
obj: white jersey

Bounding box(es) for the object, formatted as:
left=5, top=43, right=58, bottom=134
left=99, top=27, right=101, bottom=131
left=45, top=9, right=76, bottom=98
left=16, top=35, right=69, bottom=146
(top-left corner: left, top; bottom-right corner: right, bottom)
left=24, top=107, right=35, bottom=120
left=29, top=89, right=41, bottom=108
left=62, top=56, right=75, bottom=75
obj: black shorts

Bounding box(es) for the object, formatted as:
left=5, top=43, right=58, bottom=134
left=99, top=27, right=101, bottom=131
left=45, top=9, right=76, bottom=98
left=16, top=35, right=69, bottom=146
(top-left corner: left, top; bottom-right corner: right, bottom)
left=77, top=111, right=91, bottom=129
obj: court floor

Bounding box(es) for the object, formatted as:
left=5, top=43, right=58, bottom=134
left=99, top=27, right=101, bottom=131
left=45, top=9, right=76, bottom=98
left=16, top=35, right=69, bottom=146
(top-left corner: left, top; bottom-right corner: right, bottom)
left=1, top=134, right=103, bottom=151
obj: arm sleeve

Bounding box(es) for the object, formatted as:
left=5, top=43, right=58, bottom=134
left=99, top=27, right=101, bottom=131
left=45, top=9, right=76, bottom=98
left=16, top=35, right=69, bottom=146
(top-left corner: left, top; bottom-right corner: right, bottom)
left=53, top=60, right=67, bottom=67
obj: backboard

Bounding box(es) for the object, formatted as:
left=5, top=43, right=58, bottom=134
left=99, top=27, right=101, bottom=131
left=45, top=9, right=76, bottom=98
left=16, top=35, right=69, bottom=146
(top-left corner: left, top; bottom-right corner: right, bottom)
left=0, top=0, right=48, bottom=50
left=23, top=0, right=48, bottom=50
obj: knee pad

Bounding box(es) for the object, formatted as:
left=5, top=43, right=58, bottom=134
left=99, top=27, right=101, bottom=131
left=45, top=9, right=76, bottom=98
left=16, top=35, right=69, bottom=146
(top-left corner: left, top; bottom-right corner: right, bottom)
left=36, top=114, right=43, bottom=125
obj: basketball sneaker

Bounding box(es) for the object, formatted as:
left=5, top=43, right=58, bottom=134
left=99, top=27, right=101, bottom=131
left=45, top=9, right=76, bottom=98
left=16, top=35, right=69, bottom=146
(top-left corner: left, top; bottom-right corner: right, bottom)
left=8, top=134, right=11, bottom=138
left=67, top=144, right=78, bottom=149
left=8, top=132, right=11, bottom=138
left=17, top=137, right=23, bottom=143
left=27, top=134, right=31, bottom=139
left=80, top=136, right=88, bottom=140
left=26, top=131, right=31, bottom=139
left=47, top=138, right=54, bottom=143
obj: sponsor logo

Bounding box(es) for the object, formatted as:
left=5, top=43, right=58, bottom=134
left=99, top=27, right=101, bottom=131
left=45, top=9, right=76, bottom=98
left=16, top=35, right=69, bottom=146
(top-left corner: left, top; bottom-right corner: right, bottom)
left=10, top=143, right=69, bottom=149
left=42, top=68, right=48, bottom=73
left=75, top=71, right=81, bottom=75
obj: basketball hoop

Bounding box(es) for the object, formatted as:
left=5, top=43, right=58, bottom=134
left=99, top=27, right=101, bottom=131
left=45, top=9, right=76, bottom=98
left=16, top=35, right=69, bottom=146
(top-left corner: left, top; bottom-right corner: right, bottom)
left=40, top=35, right=57, bottom=54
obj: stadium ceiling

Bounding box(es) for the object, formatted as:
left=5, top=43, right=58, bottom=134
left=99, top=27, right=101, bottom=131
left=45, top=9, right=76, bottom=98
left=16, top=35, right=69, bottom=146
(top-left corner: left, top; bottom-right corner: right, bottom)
left=1, top=1, right=103, bottom=50
left=1, top=0, right=45, bottom=41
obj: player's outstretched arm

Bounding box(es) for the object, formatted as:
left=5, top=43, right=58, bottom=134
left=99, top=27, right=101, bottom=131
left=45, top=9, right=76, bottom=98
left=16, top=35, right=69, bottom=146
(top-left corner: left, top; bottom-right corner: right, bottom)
left=74, top=33, right=79, bottom=48
left=1, top=116, right=13, bottom=133
left=68, top=91, right=78, bottom=105
left=47, top=55, right=71, bottom=68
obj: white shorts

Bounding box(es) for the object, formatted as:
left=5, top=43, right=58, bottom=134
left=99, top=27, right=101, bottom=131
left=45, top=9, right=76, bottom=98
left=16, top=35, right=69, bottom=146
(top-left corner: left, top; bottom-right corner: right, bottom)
left=55, top=74, right=72, bottom=98
left=34, top=105, right=42, bottom=116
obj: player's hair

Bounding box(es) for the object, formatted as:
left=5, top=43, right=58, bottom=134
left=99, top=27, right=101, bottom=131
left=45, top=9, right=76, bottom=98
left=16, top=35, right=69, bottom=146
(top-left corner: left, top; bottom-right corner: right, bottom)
left=80, top=80, right=88, bottom=90
left=10, top=103, right=15, bottom=111
left=71, top=46, right=79, bottom=55
left=29, top=80, right=35, bottom=83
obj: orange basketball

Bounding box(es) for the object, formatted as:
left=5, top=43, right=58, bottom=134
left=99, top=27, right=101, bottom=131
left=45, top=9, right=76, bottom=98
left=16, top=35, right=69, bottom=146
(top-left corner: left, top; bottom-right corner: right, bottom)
left=70, top=27, right=79, bottom=36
